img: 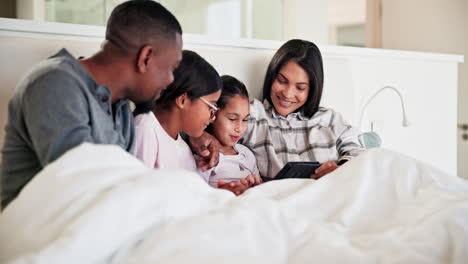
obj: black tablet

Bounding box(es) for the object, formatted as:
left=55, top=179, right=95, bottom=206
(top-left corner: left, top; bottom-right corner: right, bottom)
left=274, top=161, right=321, bottom=180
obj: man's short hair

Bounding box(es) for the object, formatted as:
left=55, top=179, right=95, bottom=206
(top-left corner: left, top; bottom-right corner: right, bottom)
left=106, top=0, right=182, bottom=55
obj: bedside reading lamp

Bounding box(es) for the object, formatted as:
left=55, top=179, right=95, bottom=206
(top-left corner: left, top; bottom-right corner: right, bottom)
left=358, top=86, right=410, bottom=148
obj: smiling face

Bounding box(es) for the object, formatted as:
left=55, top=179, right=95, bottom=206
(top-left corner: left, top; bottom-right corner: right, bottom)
left=270, top=60, right=310, bottom=117
left=211, top=95, right=250, bottom=149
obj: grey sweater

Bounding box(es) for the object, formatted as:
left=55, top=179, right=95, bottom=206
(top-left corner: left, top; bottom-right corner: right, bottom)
left=1, top=49, right=135, bottom=209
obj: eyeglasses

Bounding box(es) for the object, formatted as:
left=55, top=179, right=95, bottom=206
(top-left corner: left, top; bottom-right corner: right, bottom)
left=199, top=97, right=218, bottom=119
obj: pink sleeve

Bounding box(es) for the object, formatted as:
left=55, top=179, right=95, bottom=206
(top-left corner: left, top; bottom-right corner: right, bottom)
left=133, top=121, right=159, bottom=168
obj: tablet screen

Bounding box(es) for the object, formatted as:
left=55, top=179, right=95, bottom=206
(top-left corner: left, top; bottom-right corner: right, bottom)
left=274, top=161, right=321, bottom=180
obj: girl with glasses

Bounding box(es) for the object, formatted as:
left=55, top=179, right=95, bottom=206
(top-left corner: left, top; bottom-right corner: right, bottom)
left=132, top=50, right=221, bottom=173
left=198, top=75, right=263, bottom=194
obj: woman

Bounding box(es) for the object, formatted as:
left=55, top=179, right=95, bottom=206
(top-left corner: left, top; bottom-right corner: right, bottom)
left=243, top=39, right=364, bottom=179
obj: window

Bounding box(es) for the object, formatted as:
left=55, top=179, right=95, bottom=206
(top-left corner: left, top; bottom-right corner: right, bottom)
left=2, top=0, right=368, bottom=47
left=43, top=0, right=283, bottom=40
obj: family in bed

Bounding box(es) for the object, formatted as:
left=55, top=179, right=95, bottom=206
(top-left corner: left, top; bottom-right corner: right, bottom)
left=0, top=0, right=364, bottom=210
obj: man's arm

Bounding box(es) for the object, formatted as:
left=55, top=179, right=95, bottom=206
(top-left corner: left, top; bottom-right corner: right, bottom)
left=23, top=70, right=95, bottom=166
left=187, top=131, right=220, bottom=171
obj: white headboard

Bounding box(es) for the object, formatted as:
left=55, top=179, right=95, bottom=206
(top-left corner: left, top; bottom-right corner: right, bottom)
left=0, top=18, right=463, bottom=175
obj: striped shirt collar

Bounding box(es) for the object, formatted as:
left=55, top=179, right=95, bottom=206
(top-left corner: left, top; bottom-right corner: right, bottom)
left=262, top=99, right=309, bottom=121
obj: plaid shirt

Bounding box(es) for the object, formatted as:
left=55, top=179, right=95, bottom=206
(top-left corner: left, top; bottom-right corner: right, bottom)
left=242, top=100, right=365, bottom=178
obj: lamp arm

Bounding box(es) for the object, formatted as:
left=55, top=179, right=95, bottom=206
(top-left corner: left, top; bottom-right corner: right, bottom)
left=359, top=86, right=409, bottom=130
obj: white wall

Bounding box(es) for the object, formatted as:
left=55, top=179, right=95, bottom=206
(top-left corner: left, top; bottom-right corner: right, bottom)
left=328, top=0, right=366, bottom=26
left=283, top=0, right=328, bottom=44
left=251, top=0, right=283, bottom=40
left=381, top=0, right=468, bottom=178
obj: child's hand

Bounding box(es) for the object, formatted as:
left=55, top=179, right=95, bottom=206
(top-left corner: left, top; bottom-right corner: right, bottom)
left=241, top=174, right=263, bottom=187
left=311, top=160, right=338, bottom=179
left=217, top=179, right=250, bottom=196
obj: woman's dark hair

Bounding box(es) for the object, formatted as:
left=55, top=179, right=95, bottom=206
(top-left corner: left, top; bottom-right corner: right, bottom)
left=262, top=39, right=324, bottom=118
left=217, top=75, right=249, bottom=109
left=133, top=50, right=221, bottom=115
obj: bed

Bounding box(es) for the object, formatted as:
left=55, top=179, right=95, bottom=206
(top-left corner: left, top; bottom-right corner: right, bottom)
left=0, top=143, right=467, bottom=263
left=0, top=18, right=466, bottom=263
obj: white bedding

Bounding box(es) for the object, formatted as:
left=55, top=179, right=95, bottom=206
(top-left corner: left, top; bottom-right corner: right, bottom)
left=0, top=143, right=467, bottom=264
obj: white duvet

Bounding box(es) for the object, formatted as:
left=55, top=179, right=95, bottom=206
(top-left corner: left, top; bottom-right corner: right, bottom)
left=1, top=143, right=467, bottom=264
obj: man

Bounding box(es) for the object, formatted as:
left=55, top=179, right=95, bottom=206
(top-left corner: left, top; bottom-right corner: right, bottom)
left=1, top=0, right=183, bottom=209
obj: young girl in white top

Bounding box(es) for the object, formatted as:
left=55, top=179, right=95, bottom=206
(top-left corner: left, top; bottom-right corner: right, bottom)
left=133, top=50, right=221, bottom=172
left=199, top=75, right=262, bottom=189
